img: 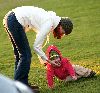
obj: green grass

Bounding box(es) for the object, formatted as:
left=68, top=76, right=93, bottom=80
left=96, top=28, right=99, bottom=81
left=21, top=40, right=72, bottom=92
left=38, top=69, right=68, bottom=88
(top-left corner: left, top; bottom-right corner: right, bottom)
left=0, top=0, right=100, bottom=93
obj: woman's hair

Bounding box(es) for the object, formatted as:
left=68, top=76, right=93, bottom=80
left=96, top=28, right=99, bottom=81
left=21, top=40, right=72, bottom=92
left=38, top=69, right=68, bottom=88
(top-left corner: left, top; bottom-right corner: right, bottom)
left=53, top=17, right=73, bottom=39
left=60, top=17, right=73, bottom=35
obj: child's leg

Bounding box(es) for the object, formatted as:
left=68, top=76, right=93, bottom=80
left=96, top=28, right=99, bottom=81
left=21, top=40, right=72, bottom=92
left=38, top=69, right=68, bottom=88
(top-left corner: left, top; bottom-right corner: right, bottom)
left=64, top=65, right=96, bottom=82
left=64, top=76, right=74, bottom=82
left=72, top=65, right=94, bottom=78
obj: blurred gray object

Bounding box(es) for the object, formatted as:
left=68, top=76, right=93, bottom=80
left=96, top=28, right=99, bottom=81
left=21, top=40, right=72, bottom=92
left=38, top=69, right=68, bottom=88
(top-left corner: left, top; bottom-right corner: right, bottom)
left=0, top=74, right=33, bottom=93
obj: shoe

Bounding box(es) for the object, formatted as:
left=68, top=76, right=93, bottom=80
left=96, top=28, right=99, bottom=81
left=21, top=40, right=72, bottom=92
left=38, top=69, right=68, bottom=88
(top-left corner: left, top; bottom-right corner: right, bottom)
left=29, top=85, right=40, bottom=93
left=29, top=85, right=39, bottom=89
left=87, top=71, right=96, bottom=77
left=32, top=89, right=40, bottom=93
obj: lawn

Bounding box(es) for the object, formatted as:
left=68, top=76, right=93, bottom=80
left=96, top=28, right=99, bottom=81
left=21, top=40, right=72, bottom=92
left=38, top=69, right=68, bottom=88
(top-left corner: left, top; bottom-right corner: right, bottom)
left=0, top=0, right=100, bottom=93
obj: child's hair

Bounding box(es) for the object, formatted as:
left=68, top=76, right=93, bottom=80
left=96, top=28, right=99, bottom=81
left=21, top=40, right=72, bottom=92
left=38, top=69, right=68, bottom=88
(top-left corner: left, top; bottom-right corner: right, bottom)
left=49, top=50, right=60, bottom=60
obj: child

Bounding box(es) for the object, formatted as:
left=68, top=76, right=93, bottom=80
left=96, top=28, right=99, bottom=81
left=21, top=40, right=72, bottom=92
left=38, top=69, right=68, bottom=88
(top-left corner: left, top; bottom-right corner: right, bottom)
left=45, top=45, right=96, bottom=89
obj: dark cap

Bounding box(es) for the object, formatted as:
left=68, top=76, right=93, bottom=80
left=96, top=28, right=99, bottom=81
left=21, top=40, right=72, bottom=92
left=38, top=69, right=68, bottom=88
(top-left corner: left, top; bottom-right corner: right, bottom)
left=60, top=17, right=73, bottom=35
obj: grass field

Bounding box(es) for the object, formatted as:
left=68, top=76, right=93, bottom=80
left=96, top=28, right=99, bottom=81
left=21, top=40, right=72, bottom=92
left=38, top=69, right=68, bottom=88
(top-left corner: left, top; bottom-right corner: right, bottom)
left=0, top=0, right=100, bottom=93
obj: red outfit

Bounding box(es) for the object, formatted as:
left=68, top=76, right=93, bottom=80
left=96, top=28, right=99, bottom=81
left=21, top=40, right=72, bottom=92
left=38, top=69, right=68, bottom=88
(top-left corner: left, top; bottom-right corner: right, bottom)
left=46, top=45, right=75, bottom=88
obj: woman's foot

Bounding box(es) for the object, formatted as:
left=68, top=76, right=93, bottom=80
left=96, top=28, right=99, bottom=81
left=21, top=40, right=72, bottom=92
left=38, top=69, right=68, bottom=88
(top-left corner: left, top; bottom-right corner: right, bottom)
left=28, top=85, right=40, bottom=93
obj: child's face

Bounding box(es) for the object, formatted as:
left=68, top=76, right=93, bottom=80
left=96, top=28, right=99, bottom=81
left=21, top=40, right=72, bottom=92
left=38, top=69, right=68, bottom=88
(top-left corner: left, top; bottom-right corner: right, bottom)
left=50, top=51, right=61, bottom=67
left=53, top=57, right=61, bottom=67
left=51, top=57, right=61, bottom=67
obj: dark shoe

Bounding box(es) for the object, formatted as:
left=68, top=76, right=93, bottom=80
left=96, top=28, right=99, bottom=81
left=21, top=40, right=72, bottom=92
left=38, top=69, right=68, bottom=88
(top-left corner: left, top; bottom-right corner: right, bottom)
left=87, top=71, right=96, bottom=77
left=29, top=85, right=39, bottom=89
left=29, top=85, right=40, bottom=93
left=32, top=89, right=40, bottom=93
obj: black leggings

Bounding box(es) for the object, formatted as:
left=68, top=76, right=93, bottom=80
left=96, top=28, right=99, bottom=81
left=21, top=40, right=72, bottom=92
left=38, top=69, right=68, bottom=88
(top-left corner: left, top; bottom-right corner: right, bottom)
left=6, top=12, right=32, bottom=85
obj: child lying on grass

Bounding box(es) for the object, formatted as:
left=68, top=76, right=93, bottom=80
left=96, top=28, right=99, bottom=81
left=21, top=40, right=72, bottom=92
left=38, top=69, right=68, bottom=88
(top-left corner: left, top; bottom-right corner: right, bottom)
left=45, top=45, right=96, bottom=89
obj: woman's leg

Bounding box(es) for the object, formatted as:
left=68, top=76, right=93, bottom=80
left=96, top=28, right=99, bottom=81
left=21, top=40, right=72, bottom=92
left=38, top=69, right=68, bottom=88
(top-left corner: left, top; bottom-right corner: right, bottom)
left=5, top=28, right=19, bottom=70
left=7, top=12, right=32, bottom=85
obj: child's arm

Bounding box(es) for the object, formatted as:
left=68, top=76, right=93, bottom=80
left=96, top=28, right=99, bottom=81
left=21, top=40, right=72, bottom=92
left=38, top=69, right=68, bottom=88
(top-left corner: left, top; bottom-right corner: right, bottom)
left=46, top=64, right=54, bottom=88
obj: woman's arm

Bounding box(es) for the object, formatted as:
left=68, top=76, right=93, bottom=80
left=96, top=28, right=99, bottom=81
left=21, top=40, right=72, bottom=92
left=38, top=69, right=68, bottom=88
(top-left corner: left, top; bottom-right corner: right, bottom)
left=33, top=20, right=61, bottom=67
left=33, top=20, right=52, bottom=61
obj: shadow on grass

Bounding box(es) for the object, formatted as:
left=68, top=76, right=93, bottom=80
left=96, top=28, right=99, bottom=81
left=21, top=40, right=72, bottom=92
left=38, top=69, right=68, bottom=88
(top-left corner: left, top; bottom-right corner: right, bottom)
left=40, top=74, right=100, bottom=93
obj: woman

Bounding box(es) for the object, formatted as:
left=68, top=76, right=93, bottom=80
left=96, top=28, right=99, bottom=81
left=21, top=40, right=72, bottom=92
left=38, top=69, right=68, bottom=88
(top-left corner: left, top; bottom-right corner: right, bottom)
left=3, top=6, right=73, bottom=87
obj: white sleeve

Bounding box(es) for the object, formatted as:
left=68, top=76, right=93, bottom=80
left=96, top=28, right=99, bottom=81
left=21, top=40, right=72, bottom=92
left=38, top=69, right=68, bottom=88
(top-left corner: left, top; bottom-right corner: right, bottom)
left=33, top=20, right=52, bottom=61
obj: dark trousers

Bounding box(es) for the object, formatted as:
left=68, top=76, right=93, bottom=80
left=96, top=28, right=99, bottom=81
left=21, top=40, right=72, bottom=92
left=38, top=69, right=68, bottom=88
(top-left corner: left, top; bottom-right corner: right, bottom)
left=6, top=12, right=32, bottom=85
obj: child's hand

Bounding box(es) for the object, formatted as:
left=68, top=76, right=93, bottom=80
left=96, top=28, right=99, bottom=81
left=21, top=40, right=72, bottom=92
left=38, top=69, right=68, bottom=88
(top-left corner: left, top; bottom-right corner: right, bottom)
left=48, top=85, right=55, bottom=90
left=72, top=76, right=77, bottom=80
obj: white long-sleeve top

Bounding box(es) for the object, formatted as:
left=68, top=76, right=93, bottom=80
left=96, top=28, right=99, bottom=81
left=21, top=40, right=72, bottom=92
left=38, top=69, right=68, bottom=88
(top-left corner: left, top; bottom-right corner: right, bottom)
left=12, top=6, right=61, bottom=61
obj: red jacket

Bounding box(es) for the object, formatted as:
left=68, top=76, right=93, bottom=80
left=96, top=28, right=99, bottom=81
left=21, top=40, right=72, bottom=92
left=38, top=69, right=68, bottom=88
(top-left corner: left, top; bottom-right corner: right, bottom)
left=46, top=45, right=75, bottom=88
